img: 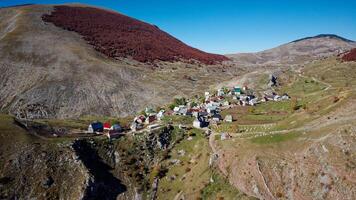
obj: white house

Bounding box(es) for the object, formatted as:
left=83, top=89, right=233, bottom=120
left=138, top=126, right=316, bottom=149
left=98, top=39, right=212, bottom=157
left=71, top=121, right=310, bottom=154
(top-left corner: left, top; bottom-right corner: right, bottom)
left=217, top=88, right=224, bottom=96
left=224, top=115, right=233, bottom=122
left=193, top=119, right=202, bottom=128
left=157, top=110, right=165, bottom=120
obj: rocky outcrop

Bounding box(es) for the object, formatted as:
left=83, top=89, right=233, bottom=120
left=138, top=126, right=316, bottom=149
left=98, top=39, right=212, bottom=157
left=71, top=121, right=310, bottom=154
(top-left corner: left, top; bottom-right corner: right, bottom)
left=218, top=125, right=356, bottom=200
left=72, top=139, right=127, bottom=200
left=0, top=142, right=91, bottom=199
left=0, top=115, right=183, bottom=200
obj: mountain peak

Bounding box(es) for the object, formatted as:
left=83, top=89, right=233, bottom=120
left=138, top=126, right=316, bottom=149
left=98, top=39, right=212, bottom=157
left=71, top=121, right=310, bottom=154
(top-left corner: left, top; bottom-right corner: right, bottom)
left=291, top=34, right=355, bottom=43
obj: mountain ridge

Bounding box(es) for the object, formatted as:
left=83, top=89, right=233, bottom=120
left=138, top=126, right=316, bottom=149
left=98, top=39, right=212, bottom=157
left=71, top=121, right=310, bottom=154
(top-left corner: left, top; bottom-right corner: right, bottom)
left=291, top=34, right=355, bottom=43
left=227, top=34, right=356, bottom=66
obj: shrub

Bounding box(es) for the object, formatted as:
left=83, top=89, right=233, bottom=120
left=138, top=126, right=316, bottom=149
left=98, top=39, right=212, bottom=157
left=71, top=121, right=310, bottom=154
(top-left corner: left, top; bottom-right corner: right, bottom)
left=333, top=96, right=340, bottom=103
left=169, top=103, right=177, bottom=110
left=42, top=6, right=228, bottom=64
left=190, top=102, right=198, bottom=107
left=174, top=97, right=187, bottom=106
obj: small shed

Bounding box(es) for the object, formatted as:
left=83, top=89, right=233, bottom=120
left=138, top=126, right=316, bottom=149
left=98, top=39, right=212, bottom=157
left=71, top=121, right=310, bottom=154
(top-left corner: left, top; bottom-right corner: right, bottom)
left=106, top=131, right=121, bottom=140
left=157, top=110, right=165, bottom=120
left=130, top=122, right=143, bottom=131
left=110, top=124, right=123, bottom=133
left=145, top=115, right=156, bottom=124
left=135, top=115, right=146, bottom=124
left=206, top=105, right=217, bottom=114
left=212, top=114, right=222, bottom=122
left=217, top=88, right=224, bottom=96
left=104, top=122, right=111, bottom=130
left=233, top=87, right=241, bottom=95
left=281, top=93, right=290, bottom=100
left=193, top=119, right=202, bottom=129
left=89, top=122, right=104, bottom=133
left=224, top=115, right=233, bottom=123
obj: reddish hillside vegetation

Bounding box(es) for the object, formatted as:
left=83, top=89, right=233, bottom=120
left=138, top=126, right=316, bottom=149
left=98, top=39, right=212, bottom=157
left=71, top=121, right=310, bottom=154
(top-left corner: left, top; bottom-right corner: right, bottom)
left=42, top=6, right=228, bottom=64
left=341, top=48, right=356, bottom=62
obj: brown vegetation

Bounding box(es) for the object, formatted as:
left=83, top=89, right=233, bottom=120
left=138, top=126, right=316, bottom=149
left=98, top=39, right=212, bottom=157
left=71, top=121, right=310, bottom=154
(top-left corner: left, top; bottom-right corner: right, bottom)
left=42, top=6, right=228, bottom=64
left=341, top=48, right=356, bottom=61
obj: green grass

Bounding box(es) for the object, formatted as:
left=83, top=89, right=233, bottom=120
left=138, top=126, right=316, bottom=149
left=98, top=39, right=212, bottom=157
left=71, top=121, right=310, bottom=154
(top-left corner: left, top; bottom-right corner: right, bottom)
left=162, top=115, right=194, bottom=126
left=213, top=122, right=239, bottom=133
left=303, top=58, right=356, bottom=88
left=243, top=114, right=286, bottom=122
left=0, top=114, right=36, bottom=142
left=157, top=128, right=212, bottom=199
left=279, top=77, right=325, bottom=97
left=254, top=100, right=293, bottom=114
left=201, top=171, right=248, bottom=200
left=157, top=128, right=252, bottom=199
left=250, top=132, right=300, bottom=144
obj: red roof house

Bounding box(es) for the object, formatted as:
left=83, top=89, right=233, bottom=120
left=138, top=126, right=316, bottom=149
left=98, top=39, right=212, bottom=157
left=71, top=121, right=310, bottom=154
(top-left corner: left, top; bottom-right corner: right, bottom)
left=103, top=122, right=111, bottom=130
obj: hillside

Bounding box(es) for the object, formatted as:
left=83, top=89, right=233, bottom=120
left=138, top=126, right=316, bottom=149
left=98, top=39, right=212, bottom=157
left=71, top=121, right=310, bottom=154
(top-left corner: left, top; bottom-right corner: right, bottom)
left=0, top=4, right=235, bottom=119
left=210, top=57, right=356, bottom=199
left=42, top=6, right=228, bottom=64
left=227, top=34, right=356, bottom=66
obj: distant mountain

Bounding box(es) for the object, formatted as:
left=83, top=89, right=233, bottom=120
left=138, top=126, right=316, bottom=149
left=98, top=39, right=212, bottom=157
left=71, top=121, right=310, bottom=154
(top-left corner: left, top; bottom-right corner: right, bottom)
left=291, top=34, right=354, bottom=43
left=227, top=34, right=356, bottom=66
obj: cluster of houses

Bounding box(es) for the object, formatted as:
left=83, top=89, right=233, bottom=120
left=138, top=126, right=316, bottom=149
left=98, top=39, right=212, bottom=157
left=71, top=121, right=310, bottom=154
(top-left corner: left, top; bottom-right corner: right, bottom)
left=86, top=79, right=290, bottom=138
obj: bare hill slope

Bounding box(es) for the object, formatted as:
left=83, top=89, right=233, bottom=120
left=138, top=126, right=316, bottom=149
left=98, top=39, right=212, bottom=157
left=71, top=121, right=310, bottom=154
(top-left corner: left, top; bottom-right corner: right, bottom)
left=228, top=34, right=356, bottom=66
left=0, top=4, right=233, bottom=119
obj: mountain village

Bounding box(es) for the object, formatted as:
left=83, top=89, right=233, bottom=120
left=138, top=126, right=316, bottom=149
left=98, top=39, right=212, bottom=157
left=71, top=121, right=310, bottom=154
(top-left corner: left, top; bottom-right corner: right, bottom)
left=86, top=75, right=290, bottom=141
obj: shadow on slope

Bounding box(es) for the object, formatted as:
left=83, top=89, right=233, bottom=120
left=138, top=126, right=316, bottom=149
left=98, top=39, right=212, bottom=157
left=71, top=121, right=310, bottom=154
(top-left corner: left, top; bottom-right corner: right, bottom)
left=73, top=140, right=126, bottom=200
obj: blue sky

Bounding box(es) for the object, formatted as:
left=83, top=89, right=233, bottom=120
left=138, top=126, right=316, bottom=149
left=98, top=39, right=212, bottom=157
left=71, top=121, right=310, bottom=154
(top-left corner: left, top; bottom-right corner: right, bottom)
left=1, top=0, right=355, bottom=54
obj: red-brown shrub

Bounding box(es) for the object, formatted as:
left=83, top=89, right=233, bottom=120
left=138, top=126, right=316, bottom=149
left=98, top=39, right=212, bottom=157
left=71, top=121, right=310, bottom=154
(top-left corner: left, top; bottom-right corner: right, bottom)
left=341, top=48, right=356, bottom=62
left=42, top=6, right=229, bottom=65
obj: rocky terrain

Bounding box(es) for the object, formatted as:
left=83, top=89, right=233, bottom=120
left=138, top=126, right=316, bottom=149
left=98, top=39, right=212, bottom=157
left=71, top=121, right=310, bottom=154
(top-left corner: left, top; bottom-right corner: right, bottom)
left=0, top=114, right=184, bottom=199
left=227, top=34, right=356, bottom=67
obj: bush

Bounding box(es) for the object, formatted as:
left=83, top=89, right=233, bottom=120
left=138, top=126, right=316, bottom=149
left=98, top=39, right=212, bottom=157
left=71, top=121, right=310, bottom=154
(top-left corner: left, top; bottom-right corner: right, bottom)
left=190, top=102, right=198, bottom=107
left=333, top=96, right=340, bottom=103
left=174, top=97, right=187, bottom=106
left=169, top=103, right=177, bottom=110
left=290, top=98, right=301, bottom=111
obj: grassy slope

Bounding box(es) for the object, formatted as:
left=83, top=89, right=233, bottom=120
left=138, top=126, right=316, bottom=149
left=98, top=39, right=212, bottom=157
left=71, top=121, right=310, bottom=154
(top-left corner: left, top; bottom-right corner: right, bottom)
left=218, top=58, right=355, bottom=135
left=213, top=58, right=356, bottom=199
left=156, top=128, right=251, bottom=200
